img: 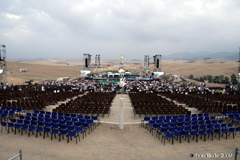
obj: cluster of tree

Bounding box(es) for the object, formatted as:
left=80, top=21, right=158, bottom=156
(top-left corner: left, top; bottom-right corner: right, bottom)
left=189, top=74, right=238, bottom=84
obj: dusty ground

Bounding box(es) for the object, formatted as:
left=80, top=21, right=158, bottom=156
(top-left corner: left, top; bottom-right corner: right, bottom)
left=0, top=93, right=240, bottom=160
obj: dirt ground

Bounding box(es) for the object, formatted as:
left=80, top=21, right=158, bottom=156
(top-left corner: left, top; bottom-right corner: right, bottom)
left=0, top=93, right=240, bottom=160
left=0, top=122, right=239, bottom=160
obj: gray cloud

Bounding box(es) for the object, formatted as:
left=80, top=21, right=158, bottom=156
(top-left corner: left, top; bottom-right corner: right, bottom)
left=0, top=0, right=240, bottom=59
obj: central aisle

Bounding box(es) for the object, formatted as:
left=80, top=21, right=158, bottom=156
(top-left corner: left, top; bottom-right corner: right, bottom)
left=101, top=93, right=142, bottom=124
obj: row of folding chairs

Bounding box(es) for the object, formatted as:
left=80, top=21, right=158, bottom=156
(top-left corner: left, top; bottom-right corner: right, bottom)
left=141, top=114, right=217, bottom=127
left=142, top=116, right=240, bottom=145
left=1, top=120, right=88, bottom=144
left=160, top=126, right=240, bottom=145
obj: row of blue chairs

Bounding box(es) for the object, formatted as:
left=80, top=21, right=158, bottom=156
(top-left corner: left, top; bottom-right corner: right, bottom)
left=143, top=116, right=219, bottom=130
left=1, top=121, right=86, bottom=144
left=161, top=127, right=240, bottom=145
left=141, top=114, right=218, bottom=127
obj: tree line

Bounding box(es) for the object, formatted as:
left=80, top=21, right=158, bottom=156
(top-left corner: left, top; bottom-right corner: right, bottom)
left=189, top=74, right=238, bottom=84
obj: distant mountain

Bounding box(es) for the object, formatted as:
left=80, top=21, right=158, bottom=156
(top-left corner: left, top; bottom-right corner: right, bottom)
left=163, top=51, right=238, bottom=61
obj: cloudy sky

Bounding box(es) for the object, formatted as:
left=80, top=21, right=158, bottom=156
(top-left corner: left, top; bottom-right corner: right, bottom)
left=0, top=0, right=240, bottom=60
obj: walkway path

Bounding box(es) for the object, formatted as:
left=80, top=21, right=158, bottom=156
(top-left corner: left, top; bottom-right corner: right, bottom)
left=100, top=93, right=142, bottom=124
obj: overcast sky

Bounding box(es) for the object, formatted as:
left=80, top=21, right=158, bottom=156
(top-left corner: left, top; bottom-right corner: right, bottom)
left=0, top=0, right=240, bottom=60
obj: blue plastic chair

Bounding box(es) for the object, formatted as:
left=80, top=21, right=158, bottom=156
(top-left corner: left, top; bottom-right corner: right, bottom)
left=11, top=119, right=17, bottom=124
left=39, top=114, right=45, bottom=119
left=163, top=119, right=170, bottom=124
left=167, top=128, right=175, bottom=134
left=191, top=118, right=197, bottom=122
left=181, top=131, right=189, bottom=142
left=172, top=116, right=179, bottom=120
left=34, top=110, right=40, bottom=114
left=197, top=130, right=205, bottom=141
left=151, top=124, right=160, bottom=137
left=162, top=133, right=173, bottom=145
left=17, top=119, right=24, bottom=125
left=17, top=108, right=23, bottom=116
left=58, top=116, right=65, bottom=121
left=52, top=119, right=59, bottom=124
left=21, top=125, right=29, bottom=136
left=183, top=126, right=191, bottom=132
left=151, top=116, right=158, bottom=121
left=71, top=114, right=77, bottom=118
left=188, top=131, right=197, bottom=143
left=213, top=129, right=220, bottom=140
left=72, top=118, right=79, bottom=123
left=205, top=129, right=213, bottom=141
left=45, top=115, right=51, bottom=120
left=228, top=128, right=235, bottom=138
left=74, top=122, right=81, bottom=128
left=146, top=120, right=155, bottom=131
left=197, top=121, right=204, bottom=126
left=51, top=112, right=57, bottom=116
left=67, top=126, right=75, bottom=132
left=44, top=128, right=52, bottom=139
left=227, top=123, right=233, bottom=128
left=173, top=131, right=182, bottom=143
left=75, top=127, right=85, bottom=141
left=2, top=114, right=9, bottom=121
left=52, top=124, right=60, bottom=130
left=32, top=114, right=39, bottom=119
left=14, top=124, right=22, bottom=134
left=60, top=130, right=68, bottom=142
left=45, top=123, right=52, bottom=129
left=77, top=115, right=84, bottom=120
left=169, top=123, right=176, bottom=128
left=92, top=116, right=100, bottom=126
left=36, top=127, right=44, bottom=138
left=203, top=113, right=209, bottom=117
left=82, top=123, right=91, bottom=136
left=58, top=113, right=64, bottom=117
left=210, top=116, right=215, bottom=121
left=177, top=122, right=183, bottom=128
left=60, top=125, right=67, bottom=131
left=45, top=112, right=52, bottom=116
left=219, top=112, right=226, bottom=119
left=64, top=113, right=71, bottom=118
left=51, top=129, right=60, bottom=141
left=198, top=113, right=205, bottom=117
left=38, top=121, right=45, bottom=128
left=217, top=119, right=223, bottom=124
left=32, top=117, right=38, bottom=122
left=1, top=122, right=8, bottom=133
left=9, top=111, right=16, bottom=118
left=40, top=111, right=45, bottom=115
left=220, top=128, right=228, bottom=139
left=211, top=120, right=217, bottom=125
left=24, top=120, right=31, bottom=126
left=158, top=128, right=167, bottom=140
left=25, top=116, right=32, bottom=121
left=158, top=116, right=165, bottom=121
left=68, top=131, right=79, bottom=144
left=65, top=117, right=72, bottom=122
left=59, top=120, right=66, bottom=126
left=45, top=118, right=52, bottom=124
left=178, top=115, right=184, bottom=119
left=183, top=122, right=190, bottom=127
left=87, top=119, right=95, bottom=131
left=52, top=116, right=58, bottom=121
left=8, top=122, right=15, bottom=133
left=234, top=127, right=240, bottom=135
